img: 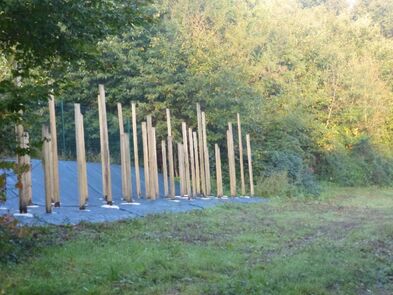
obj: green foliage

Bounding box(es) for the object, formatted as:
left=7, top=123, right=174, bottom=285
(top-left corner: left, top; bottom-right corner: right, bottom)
left=2, top=0, right=393, bottom=196
left=318, top=138, right=393, bottom=186
left=255, top=171, right=295, bottom=197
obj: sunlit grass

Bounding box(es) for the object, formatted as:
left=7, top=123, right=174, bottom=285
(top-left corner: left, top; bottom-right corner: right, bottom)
left=1, top=186, right=393, bottom=294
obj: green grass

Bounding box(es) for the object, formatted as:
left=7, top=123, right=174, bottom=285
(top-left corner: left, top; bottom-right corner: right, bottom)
left=1, top=187, right=393, bottom=294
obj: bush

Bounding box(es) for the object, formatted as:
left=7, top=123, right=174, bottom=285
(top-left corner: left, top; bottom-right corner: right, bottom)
left=260, top=151, right=320, bottom=197
left=317, top=138, right=393, bottom=186
left=255, top=171, right=295, bottom=197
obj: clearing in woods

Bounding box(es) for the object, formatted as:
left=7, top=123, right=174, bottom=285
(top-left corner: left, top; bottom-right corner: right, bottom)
left=1, top=186, right=393, bottom=294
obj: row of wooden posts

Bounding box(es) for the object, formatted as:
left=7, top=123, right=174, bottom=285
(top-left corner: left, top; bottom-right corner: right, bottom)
left=16, top=85, right=254, bottom=213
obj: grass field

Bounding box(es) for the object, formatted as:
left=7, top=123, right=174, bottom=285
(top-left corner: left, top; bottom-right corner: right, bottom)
left=1, top=186, right=393, bottom=294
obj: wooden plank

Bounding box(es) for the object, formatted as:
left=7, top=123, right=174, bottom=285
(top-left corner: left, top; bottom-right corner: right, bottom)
left=193, top=132, right=200, bottom=195
left=227, top=123, right=236, bottom=197
left=16, top=125, right=28, bottom=213
left=141, top=122, right=150, bottom=199
left=132, top=102, right=141, bottom=198
left=161, top=140, right=168, bottom=197
left=75, top=104, right=87, bottom=209
left=188, top=128, right=196, bottom=197
left=166, top=108, right=172, bottom=137
left=237, top=113, right=246, bottom=196
left=246, top=134, right=254, bottom=196
left=182, top=122, right=191, bottom=197
left=97, top=94, right=107, bottom=202
left=197, top=103, right=206, bottom=195
left=23, top=132, right=32, bottom=206
left=98, top=85, right=112, bottom=204
left=202, top=112, right=211, bottom=196
left=42, top=125, right=52, bottom=213
left=166, top=108, right=175, bottom=199
left=49, top=95, right=60, bottom=206
left=117, top=103, right=127, bottom=200
left=178, top=143, right=185, bottom=197
left=215, top=144, right=223, bottom=198
left=146, top=115, right=155, bottom=199
left=167, top=136, right=175, bottom=199
left=80, top=113, right=88, bottom=202
left=152, top=127, right=159, bottom=198
left=124, top=133, right=132, bottom=202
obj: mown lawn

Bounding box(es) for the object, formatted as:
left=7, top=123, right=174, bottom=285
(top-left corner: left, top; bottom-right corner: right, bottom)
left=1, top=187, right=393, bottom=294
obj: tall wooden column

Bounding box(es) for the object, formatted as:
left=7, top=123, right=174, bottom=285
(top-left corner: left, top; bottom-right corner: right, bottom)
left=166, top=108, right=172, bottom=137
left=124, top=133, right=132, bottom=202
left=215, top=144, right=223, bottom=198
left=188, top=128, right=196, bottom=197
left=162, top=140, right=168, bottom=197
left=246, top=134, right=254, bottom=196
left=178, top=143, right=185, bottom=197
left=75, top=104, right=88, bottom=209
left=168, top=136, right=175, bottom=199
left=98, top=85, right=112, bottom=204
left=182, top=122, right=191, bottom=197
left=167, top=109, right=175, bottom=198
left=227, top=123, right=236, bottom=197
left=237, top=113, right=245, bottom=196
left=16, top=125, right=29, bottom=213
left=132, top=102, right=141, bottom=198
left=197, top=104, right=206, bottom=195
left=147, top=116, right=154, bottom=198
left=117, top=103, right=128, bottom=201
left=23, top=132, right=32, bottom=206
left=202, top=112, right=211, bottom=196
left=193, top=132, right=200, bottom=195
left=152, top=127, right=159, bottom=198
left=49, top=95, right=60, bottom=206
left=42, top=125, right=52, bottom=213
left=141, top=122, right=150, bottom=198
left=80, top=113, right=88, bottom=202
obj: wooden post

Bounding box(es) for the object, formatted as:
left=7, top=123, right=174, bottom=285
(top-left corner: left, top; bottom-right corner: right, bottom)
left=227, top=123, right=236, bottom=197
left=188, top=128, right=196, bottom=197
left=152, top=127, right=159, bottom=198
left=166, top=109, right=175, bottom=199
left=124, top=133, right=132, bottom=202
left=197, top=103, right=206, bottom=195
left=215, top=144, right=223, bottom=198
left=75, top=104, right=88, bottom=209
left=98, top=95, right=106, bottom=202
left=132, top=102, right=141, bottom=198
left=246, top=134, right=254, bottom=196
left=80, top=114, right=88, bottom=202
left=237, top=113, right=246, bottom=196
left=49, top=95, right=60, bottom=207
left=178, top=143, right=185, bottom=197
left=141, top=122, right=150, bottom=199
left=193, top=132, right=200, bottom=195
left=182, top=122, right=191, bottom=198
left=117, top=103, right=127, bottom=200
left=98, top=85, right=112, bottom=204
left=23, top=132, right=32, bottom=206
left=202, top=112, right=211, bottom=196
left=16, top=125, right=29, bottom=213
left=146, top=116, right=155, bottom=198
left=162, top=140, right=168, bottom=197
left=168, top=136, right=175, bottom=199
left=166, top=108, right=172, bottom=137
left=42, top=125, right=52, bottom=213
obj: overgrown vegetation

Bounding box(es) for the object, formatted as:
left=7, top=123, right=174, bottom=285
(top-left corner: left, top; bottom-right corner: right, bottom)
left=1, top=186, right=393, bottom=294
left=1, top=0, right=393, bottom=196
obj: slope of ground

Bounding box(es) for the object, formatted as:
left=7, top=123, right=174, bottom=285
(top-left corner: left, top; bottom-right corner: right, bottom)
left=1, top=186, right=393, bottom=294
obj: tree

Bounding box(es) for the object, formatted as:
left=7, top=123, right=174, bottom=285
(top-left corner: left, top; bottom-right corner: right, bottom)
left=0, top=0, right=152, bottom=158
